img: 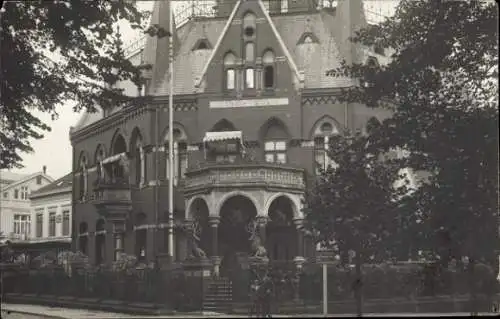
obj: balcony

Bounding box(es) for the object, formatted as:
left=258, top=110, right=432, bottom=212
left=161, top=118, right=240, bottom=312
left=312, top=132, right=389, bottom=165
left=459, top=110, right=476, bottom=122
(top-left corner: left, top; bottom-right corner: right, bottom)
left=90, top=178, right=132, bottom=222
left=184, top=159, right=306, bottom=195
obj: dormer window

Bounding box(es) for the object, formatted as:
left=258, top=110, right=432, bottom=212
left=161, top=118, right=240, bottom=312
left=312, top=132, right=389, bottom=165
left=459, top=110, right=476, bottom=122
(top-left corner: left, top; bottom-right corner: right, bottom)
left=297, top=32, right=320, bottom=45
left=262, top=50, right=275, bottom=89
left=223, top=52, right=237, bottom=91
left=192, top=38, right=212, bottom=51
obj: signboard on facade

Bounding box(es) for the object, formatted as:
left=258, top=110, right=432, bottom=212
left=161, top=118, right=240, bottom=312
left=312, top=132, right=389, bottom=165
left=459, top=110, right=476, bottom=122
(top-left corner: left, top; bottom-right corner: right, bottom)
left=209, top=98, right=289, bottom=109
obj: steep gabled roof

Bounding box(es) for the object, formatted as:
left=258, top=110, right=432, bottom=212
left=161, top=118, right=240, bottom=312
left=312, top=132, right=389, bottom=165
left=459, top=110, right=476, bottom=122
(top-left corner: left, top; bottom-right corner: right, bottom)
left=30, top=172, right=72, bottom=199
left=0, top=171, right=54, bottom=191
left=194, top=0, right=303, bottom=89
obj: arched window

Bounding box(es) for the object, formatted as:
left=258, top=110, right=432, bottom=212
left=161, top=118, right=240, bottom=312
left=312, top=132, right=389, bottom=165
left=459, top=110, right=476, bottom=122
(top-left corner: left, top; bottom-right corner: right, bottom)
left=165, top=127, right=188, bottom=186
left=243, top=12, right=257, bottom=37
left=261, top=118, right=289, bottom=164
left=313, top=119, right=338, bottom=175
left=95, top=146, right=105, bottom=182
left=79, top=156, right=87, bottom=200
left=263, top=50, right=275, bottom=89
left=244, top=42, right=255, bottom=62
left=245, top=68, right=255, bottom=89
left=242, top=12, right=256, bottom=91
left=134, top=140, right=145, bottom=186
left=223, top=52, right=236, bottom=90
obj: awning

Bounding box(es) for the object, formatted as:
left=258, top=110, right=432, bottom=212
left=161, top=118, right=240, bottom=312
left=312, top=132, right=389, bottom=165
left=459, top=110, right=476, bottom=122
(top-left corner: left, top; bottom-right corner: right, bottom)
left=203, top=131, right=242, bottom=143
left=102, top=152, right=127, bottom=165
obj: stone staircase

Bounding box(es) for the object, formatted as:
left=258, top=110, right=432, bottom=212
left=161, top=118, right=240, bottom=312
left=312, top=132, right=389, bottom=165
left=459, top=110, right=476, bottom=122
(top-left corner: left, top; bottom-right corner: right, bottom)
left=203, top=277, right=233, bottom=313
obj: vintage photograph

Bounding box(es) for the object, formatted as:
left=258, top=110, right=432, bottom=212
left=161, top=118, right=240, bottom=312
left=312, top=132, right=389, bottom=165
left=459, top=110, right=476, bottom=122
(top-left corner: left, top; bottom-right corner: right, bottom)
left=0, top=0, right=498, bottom=318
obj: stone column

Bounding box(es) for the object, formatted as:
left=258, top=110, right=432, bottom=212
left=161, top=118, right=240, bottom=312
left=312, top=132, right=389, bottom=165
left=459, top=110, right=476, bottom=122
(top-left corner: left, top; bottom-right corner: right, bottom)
left=208, top=216, right=220, bottom=277
left=112, top=221, right=126, bottom=261
left=293, top=219, right=306, bottom=270
left=256, top=215, right=268, bottom=246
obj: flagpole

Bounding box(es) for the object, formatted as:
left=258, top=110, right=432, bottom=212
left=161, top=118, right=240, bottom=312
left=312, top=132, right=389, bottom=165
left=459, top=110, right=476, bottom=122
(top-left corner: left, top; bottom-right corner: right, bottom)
left=167, top=1, right=175, bottom=264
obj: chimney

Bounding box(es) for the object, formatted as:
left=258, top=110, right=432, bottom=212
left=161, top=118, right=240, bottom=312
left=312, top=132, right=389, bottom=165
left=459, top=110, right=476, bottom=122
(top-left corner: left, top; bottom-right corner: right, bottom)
left=43, top=166, right=47, bottom=175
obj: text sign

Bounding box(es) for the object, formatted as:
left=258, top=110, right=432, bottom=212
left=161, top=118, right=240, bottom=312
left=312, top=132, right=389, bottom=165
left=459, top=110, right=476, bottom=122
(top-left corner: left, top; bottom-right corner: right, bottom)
left=209, top=98, right=289, bottom=109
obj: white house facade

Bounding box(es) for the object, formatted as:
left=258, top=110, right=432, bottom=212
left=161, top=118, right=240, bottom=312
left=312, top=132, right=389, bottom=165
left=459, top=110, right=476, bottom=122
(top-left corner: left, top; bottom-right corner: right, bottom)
left=29, top=173, right=73, bottom=246
left=0, top=167, right=54, bottom=242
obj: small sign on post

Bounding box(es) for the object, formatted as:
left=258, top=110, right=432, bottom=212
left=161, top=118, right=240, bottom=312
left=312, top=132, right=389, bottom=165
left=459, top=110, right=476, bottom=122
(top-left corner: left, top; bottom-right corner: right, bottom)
left=317, top=255, right=337, bottom=317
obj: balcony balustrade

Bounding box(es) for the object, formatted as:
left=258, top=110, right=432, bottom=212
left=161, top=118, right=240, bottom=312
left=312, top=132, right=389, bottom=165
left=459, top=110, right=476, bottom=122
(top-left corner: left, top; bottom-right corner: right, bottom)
left=90, top=178, right=132, bottom=222
left=184, top=159, right=306, bottom=195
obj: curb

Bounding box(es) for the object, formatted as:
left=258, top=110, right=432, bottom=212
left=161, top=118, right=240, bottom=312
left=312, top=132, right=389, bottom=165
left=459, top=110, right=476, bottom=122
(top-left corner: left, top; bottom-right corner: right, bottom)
left=1, top=309, right=67, bottom=319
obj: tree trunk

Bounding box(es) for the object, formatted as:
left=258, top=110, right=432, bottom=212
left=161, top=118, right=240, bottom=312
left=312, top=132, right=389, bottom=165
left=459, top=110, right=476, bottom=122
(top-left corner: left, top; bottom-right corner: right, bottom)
left=354, top=252, right=363, bottom=317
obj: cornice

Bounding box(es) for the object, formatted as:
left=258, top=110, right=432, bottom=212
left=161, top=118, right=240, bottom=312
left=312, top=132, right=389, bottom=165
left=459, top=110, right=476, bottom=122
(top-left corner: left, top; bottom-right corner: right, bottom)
left=70, top=96, right=198, bottom=144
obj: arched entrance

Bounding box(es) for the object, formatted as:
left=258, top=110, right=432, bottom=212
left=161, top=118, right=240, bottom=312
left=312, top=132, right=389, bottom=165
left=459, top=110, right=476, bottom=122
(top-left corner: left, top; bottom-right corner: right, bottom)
left=219, top=195, right=258, bottom=277
left=189, top=198, right=210, bottom=256
left=267, top=196, right=296, bottom=262
left=95, top=219, right=106, bottom=265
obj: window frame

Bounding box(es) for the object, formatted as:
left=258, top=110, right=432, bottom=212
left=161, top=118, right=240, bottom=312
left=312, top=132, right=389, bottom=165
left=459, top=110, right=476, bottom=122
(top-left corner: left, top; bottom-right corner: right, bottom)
left=48, top=212, right=56, bottom=237
left=262, top=50, right=276, bottom=90
left=36, top=213, right=44, bottom=238
left=62, top=210, right=70, bottom=236
left=264, top=140, right=287, bottom=164
left=14, top=189, right=19, bottom=199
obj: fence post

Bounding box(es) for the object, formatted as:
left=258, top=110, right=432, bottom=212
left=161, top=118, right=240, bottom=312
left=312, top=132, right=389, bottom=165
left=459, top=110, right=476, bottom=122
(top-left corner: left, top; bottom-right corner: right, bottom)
left=323, top=263, right=328, bottom=316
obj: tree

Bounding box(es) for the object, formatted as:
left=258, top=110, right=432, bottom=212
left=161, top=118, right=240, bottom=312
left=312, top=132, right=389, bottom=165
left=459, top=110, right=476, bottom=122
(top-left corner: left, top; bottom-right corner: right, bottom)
left=0, top=1, right=154, bottom=169
left=329, top=0, right=498, bottom=267
left=304, top=128, right=405, bottom=316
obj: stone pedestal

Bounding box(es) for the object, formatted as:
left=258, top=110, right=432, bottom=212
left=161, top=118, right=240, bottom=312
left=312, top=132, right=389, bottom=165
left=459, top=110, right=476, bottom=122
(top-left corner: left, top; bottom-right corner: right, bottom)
left=211, top=256, right=221, bottom=278
left=182, top=257, right=213, bottom=311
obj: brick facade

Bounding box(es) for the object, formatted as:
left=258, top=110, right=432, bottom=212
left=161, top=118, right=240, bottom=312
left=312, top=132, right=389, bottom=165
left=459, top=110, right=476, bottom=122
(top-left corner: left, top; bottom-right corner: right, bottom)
left=70, top=0, right=389, bottom=268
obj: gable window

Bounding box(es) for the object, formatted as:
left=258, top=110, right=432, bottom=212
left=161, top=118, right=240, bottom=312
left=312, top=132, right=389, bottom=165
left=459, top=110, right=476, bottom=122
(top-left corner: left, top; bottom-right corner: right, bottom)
left=14, top=189, right=19, bottom=199
left=36, top=176, right=42, bottom=185
left=21, top=186, right=29, bottom=200
left=245, top=68, right=255, bottom=89
left=223, top=52, right=236, bottom=91
left=243, top=12, right=256, bottom=38
left=264, top=141, right=287, bottom=164
left=263, top=50, right=275, bottom=89
left=244, top=42, right=255, bottom=62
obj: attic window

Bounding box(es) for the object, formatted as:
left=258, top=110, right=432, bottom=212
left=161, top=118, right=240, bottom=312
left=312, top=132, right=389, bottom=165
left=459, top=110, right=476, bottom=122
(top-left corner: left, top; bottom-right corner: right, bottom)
left=297, top=32, right=319, bottom=45
left=192, top=39, right=212, bottom=51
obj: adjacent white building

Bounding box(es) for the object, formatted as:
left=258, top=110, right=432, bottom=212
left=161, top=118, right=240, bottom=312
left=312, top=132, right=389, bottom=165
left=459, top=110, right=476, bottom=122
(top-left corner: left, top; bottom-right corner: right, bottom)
left=0, top=167, right=54, bottom=242
left=29, top=173, right=73, bottom=246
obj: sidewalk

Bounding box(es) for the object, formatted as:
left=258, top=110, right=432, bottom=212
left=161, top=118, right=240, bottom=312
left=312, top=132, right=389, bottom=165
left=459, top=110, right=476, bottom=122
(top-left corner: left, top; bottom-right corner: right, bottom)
left=1, top=303, right=499, bottom=318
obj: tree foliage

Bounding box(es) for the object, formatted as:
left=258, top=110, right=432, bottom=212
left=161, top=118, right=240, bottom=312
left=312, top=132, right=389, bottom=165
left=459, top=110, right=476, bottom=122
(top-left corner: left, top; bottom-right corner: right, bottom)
left=328, top=0, right=499, bottom=264
left=304, top=129, right=405, bottom=262
left=0, top=0, right=152, bottom=169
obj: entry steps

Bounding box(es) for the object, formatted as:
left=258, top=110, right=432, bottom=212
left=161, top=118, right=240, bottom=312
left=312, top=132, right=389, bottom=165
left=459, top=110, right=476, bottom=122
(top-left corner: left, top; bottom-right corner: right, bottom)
left=203, top=277, right=233, bottom=313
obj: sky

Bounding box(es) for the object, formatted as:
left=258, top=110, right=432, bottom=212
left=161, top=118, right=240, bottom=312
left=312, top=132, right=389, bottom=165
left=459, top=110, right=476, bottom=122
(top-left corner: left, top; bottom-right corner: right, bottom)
left=8, top=0, right=397, bottom=180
